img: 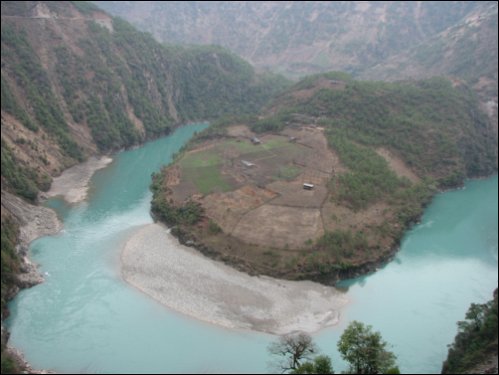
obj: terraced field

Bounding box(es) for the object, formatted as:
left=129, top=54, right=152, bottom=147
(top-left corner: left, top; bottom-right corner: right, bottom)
left=166, top=126, right=343, bottom=249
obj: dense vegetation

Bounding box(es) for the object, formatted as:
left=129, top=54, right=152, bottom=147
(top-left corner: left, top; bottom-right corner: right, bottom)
left=150, top=172, right=204, bottom=227
left=327, top=134, right=404, bottom=210
left=292, top=355, right=334, bottom=374
left=442, top=290, right=498, bottom=374
left=338, top=321, right=399, bottom=374
left=1, top=25, right=83, bottom=160
left=0, top=217, right=22, bottom=375
left=0, top=216, right=20, bottom=315
left=265, top=75, right=497, bottom=186
left=1, top=140, right=40, bottom=202
left=0, top=350, right=20, bottom=375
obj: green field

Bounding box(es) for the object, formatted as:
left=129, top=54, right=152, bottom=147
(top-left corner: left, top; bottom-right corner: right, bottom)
left=276, top=165, right=302, bottom=180
left=179, top=150, right=222, bottom=168
left=177, top=137, right=305, bottom=195
left=182, top=165, right=232, bottom=194
left=179, top=148, right=232, bottom=194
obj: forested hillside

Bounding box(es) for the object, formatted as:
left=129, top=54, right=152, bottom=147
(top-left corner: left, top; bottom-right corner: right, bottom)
left=96, top=1, right=498, bottom=134
left=1, top=1, right=288, bottom=201
left=265, top=73, right=497, bottom=186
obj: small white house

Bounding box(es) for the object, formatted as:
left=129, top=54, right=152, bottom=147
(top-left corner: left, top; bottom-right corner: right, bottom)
left=303, top=183, right=314, bottom=190
left=241, top=160, right=255, bottom=167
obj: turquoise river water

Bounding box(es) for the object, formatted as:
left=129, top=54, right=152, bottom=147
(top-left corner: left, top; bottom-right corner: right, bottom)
left=6, top=124, right=498, bottom=374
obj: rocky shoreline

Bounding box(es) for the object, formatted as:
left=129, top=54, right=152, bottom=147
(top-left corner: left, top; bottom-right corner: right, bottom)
left=1, top=191, right=62, bottom=374
left=1, top=156, right=114, bottom=293
left=1, top=191, right=62, bottom=292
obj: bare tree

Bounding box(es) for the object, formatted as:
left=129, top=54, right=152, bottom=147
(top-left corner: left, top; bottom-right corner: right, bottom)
left=268, top=332, right=318, bottom=373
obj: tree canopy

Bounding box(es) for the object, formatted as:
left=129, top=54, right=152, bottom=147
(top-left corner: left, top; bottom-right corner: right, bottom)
left=337, top=321, right=399, bottom=374
left=292, top=355, right=334, bottom=374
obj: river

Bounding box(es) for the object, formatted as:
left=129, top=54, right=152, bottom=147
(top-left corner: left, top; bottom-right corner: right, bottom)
left=6, top=124, right=498, bottom=374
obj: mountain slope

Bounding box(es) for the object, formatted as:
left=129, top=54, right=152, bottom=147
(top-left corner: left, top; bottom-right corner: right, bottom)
left=1, top=1, right=288, bottom=201
left=95, top=1, right=488, bottom=77
left=94, top=1, right=498, bottom=133
left=360, top=2, right=498, bottom=131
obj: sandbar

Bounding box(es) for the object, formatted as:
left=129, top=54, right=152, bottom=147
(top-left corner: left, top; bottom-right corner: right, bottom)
left=45, top=156, right=112, bottom=203
left=121, top=223, right=348, bottom=335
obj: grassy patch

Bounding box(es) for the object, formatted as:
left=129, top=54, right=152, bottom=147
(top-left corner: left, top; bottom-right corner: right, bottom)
left=225, top=139, right=259, bottom=153
left=276, top=165, right=302, bottom=180
left=179, top=150, right=222, bottom=168
left=183, top=166, right=232, bottom=194
left=262, top=137, right=292, bottom=151
left=177, top=147, right=233, bottom=195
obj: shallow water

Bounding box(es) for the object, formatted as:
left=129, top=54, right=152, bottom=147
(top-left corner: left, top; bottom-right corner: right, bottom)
left=6, top=124, right=498, bottom=373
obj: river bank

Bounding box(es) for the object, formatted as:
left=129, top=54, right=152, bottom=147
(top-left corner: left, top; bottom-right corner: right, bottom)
left=121, top=223, right=348, bottom=335
left=1, top=192, right=63, bottom=374
left=42, top=156, right=113, bottom=204
left=1, top=191, right=62, bottom=289
left=2, top=155, right=113, bottom=293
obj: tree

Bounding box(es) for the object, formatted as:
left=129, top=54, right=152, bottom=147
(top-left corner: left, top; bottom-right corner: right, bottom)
left=442, top=290, right=498, bottom=374
left=268, top=332, right=318, bottom=373
left=292, top=355, right=334, bottom=374
left=337, top=321, right=398, bottom=374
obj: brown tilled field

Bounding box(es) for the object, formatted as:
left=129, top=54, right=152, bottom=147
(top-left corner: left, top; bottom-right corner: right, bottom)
left=201, top=185, right=277, bottom=233
left=167, top=126, right=342, bottom=248
left=232, top=205, right=324, bottom=249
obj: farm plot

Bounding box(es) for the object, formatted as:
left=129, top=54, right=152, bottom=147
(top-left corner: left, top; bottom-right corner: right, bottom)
left=169, top=127, right=346, bottom=250
left=202, top=185, right=277, bottom=233
left=267, top=180, right=328, bottom=208
left=170, top=147, right=236, bottom=200
left=232, top=205, right=324, bottom=249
